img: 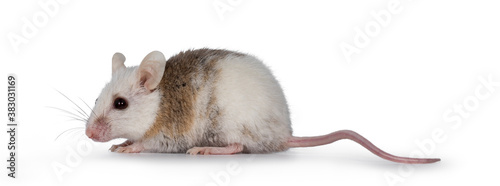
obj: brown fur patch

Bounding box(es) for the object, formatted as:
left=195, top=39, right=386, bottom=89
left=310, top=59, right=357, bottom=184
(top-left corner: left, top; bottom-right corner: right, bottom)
left=242, top=126, right=258, bottom=141
left=143, top=49, right=241, bottom=140
left=199, top=92, right=225, bottom=146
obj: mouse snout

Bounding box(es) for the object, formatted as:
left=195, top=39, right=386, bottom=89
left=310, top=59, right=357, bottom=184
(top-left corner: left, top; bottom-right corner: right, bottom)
left=86, top=127, right=99, bottom=141
left=85, top=128, right=95, bottom=139
left=85, top=118, right=111, bottom=142
left=86, top=126, right=111, bottom=142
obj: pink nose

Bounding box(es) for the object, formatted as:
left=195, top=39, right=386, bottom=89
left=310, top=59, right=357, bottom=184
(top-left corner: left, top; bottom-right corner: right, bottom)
left=86, top=128, right=95, bottom=139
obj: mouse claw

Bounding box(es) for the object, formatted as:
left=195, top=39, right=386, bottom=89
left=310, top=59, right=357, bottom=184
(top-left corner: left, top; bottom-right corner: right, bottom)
left=109, top=145, right=123, bottom=152
left=186, top=147, right=203, bottom=155
left=115, top=146, right=143, bottom=153
left=112, top=141, right=144, bottom=153
left=109, top=140, right=133, bottom=152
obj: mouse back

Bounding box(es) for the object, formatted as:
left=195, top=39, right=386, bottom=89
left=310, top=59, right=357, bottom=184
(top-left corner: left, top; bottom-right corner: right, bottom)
left=141, top=49, right=292, bottom=153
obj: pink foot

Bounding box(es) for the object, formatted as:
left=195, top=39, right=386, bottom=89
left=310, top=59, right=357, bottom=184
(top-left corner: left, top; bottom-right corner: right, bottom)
left=109, top=140, right=133, bottom=152
left=186, top=143, right=244, bottom=155
left=112, top=141, right=144, bottom=153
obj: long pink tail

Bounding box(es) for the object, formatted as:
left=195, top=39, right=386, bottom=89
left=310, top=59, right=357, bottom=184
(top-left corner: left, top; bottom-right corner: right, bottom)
left=287, top=130, right=440, bottom=164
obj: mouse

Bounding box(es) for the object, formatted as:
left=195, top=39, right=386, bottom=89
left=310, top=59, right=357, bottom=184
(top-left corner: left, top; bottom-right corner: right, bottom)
left=85, top=48, right=440, bottom=164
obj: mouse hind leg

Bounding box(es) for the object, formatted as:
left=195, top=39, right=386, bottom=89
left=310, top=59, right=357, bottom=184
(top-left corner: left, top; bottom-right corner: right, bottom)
left=186, top=143, right=244, bottom=155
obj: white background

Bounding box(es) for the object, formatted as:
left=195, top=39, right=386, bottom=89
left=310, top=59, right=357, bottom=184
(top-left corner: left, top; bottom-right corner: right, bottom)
left=1, top=0, right=500, bottom=185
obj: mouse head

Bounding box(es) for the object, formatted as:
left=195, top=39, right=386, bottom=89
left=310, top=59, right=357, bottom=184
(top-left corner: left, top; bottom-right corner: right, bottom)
left=86, top=51, right=166, bottom=142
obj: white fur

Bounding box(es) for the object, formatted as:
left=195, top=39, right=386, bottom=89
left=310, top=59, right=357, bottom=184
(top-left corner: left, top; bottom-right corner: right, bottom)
left=89, top=50, right=292, bottom=153
left=112, top=53, right=126, bottom=75
left=141, top=53, right=293, bottom=153
left=213, top=54, right=292, bottom=152
left=138, top=51, right=166, bottom=90
left=88, top=66, right=161, bottom=142
left=88, top=52, right=166, bottom=142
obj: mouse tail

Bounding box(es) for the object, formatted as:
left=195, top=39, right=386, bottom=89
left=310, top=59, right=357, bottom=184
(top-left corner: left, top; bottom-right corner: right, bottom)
left=287, top=130, right=440, bottom=164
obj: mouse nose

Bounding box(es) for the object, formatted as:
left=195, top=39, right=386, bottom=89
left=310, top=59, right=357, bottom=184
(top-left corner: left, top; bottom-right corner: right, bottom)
left=85, top=122, right=111, bottom=142
left=86, top=128, right=94, bottom=139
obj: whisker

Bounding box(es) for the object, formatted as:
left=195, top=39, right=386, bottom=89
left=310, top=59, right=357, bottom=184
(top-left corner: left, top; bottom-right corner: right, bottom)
left=47, top=106, right=88, bottom=122
left=56, top=90, right=90, bottom=118
left=64, top=112, right=89, bottom=123
left=73, top=108, right=89, bottom=121
left=67, top=128, right=85, bottom=140
left=61, top=128, right=84, bottom=140
left=69, top=133, right=89, bottom=140
left=76, top=133, right=86, bottom=141
left=106, top=117, right=129, bottom=125
left=65, top=118, right=88, bottom=123
left=79, top=97, right=98, bottom=118
left=55, top=127, right=85, bottom=141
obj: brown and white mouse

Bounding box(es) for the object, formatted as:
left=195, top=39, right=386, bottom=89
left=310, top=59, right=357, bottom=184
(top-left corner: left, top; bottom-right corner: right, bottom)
left=85, top=48, right=440, bottom=164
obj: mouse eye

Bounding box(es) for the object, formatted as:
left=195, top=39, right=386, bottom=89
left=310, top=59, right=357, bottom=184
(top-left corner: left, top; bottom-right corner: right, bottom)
left=113, top=97, right=128, bottom=110
left=95, top=98, right=98, bottom=104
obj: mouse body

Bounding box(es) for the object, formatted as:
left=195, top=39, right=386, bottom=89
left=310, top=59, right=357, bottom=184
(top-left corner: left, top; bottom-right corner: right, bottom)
left=85, top=49, right=439, bottom=164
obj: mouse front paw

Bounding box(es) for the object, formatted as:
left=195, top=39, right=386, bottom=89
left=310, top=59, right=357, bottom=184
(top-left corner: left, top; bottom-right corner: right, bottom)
left=112, top=141, right=144, bottom=153
left=109, top=140, right=133, bottom=152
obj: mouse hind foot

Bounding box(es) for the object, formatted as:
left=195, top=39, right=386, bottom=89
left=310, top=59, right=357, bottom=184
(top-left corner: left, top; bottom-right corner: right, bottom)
left=186, top=143, right=244, bottom=155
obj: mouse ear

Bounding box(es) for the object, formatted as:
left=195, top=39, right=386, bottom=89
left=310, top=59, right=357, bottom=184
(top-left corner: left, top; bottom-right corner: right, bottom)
left=137, top=51, right=166, bottom=91
left=112, top=52, right=126, bottom=75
